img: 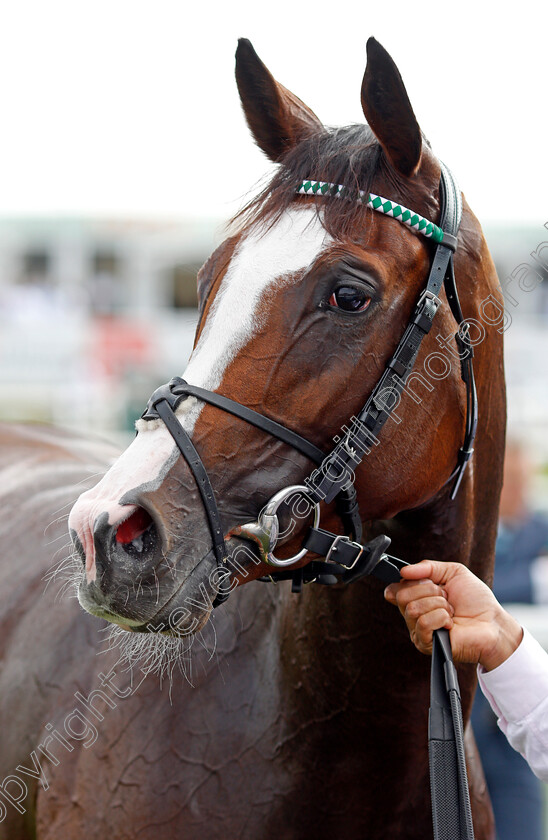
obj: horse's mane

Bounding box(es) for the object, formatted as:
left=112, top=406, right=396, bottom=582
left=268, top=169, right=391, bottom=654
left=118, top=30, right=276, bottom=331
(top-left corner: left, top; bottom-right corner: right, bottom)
left=232, top=124, right=436, bottom=240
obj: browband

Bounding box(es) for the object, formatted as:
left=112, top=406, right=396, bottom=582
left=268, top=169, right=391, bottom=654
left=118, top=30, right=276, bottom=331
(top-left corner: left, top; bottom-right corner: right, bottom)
left=296, top=179, right=457, bottom=250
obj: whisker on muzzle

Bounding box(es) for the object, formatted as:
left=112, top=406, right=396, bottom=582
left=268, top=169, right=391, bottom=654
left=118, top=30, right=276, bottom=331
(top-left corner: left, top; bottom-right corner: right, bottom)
left=99, top=621, right=201, bottom=692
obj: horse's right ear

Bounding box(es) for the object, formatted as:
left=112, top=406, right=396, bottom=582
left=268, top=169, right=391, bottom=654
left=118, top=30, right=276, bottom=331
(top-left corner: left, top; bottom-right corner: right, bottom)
left=235, top=39, right=322, bottom=162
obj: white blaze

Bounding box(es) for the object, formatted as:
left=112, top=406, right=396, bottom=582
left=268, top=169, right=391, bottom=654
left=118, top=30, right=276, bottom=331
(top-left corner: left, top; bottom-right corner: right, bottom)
left=138, top=206, right=332, bottom=436
left=185, top=207, right=331, bottom=396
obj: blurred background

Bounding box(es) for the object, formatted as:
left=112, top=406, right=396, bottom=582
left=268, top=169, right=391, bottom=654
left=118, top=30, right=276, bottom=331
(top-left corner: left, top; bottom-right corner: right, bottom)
left=1, top=0, right=547, bottom=834
left=0, top=1, right=546, bottom=458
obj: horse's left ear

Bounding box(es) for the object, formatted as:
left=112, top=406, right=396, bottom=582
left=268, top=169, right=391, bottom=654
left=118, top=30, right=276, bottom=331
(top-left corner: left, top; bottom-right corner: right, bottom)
left=235, top=38, right=323, bottom=162
left=361, top=38, right=422, bottom=178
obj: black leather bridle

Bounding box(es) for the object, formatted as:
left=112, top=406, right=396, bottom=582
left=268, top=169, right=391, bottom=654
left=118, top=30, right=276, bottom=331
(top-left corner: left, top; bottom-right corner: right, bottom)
left=141, top=161, right=477, bottom=839
left=142, top=162, right=477, bottom=602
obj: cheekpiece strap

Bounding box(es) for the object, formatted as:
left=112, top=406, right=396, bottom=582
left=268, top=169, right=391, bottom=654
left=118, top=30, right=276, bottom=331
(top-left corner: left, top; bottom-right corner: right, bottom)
left=301, top=164, right=471, bottom=508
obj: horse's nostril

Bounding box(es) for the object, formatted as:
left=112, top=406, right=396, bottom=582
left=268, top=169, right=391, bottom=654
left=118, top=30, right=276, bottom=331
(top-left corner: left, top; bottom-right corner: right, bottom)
left=115, top=508, right=156, bottom=557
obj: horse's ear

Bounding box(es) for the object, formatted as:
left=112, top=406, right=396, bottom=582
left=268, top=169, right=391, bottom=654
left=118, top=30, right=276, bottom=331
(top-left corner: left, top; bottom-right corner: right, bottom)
left=235, top=38, right=322, bottom=162
left=361, top=38, right=422, bottom=178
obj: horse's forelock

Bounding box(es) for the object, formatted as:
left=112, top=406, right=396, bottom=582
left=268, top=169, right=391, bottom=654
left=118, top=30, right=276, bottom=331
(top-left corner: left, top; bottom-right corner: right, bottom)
left=231, top=124, right=437, bottom=242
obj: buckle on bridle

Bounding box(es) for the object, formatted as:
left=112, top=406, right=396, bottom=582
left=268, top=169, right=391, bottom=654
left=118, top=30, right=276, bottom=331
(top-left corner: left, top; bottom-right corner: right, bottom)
left=325, top=535, right=364, bottom=569
left=413, top=290, right=440, bottom=333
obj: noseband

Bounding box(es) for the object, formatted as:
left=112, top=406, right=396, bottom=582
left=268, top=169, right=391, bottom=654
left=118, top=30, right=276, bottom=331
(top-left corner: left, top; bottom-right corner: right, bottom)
left=142, top=162, right=477, bottom=606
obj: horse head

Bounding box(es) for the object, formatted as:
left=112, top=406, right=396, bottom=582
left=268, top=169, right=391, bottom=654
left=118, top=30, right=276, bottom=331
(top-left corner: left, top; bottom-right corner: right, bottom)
left=68, top=38, right=499, bottom=639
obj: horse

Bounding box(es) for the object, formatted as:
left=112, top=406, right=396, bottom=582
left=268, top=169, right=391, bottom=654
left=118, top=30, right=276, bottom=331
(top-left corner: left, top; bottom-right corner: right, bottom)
left=0, top=37, right=505, bottom=839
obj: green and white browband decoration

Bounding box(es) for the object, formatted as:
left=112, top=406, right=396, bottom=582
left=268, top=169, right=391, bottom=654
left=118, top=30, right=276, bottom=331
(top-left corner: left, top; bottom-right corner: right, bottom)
left=296, top=180, right=446, bottom=245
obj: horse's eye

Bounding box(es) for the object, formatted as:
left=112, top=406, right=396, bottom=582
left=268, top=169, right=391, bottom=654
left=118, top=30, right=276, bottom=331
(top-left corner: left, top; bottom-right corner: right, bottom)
left=328, top=285, right=371, bottom=313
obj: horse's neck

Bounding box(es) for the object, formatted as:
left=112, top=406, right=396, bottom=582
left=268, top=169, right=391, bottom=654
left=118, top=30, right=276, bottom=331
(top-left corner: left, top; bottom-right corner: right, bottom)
left=374, top=484, right=476, bottom=566
left=277, top=489, right=480, bottom=722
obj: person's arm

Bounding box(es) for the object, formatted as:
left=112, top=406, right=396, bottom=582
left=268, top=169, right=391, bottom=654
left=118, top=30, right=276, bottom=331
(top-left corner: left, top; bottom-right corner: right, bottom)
left=477, top=629, right=548, bottom=781
left=384, top=561, right=548, bottom=782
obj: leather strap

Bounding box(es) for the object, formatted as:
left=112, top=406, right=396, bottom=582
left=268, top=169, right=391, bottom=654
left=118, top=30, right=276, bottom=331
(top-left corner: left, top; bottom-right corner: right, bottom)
left=429, top=628, right=475, bottom=839
left=144, top=378, right=326, bottom=466
left=307, top=288, right=442, bottom=505
left=152, top=398, right=230, bottom=606
left=144, top=377, right=363, bottom=542
left=442, top=260, right=478, bottom=499
left=304, top=527, right=365, bottom=568
left=265, top=532, right=407, bottom=588
left=306, top=165, right=467, bottom=507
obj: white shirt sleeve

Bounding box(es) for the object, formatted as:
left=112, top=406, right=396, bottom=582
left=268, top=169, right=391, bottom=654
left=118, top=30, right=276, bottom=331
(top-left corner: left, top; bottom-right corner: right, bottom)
left=477, top=628, right=548, bottom=782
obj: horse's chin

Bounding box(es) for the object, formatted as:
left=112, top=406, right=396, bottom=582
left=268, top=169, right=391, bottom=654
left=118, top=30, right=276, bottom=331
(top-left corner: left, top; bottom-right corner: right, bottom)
left=78, top=584, right=213, bottom=637
left=117, top=609, right=212, bottom=638
left=76, top=548, right=219, bottom=638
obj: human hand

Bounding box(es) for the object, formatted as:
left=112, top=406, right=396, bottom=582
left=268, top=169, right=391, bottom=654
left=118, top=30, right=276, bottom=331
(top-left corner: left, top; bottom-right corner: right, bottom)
left=384, top=560, right=523, bottom=671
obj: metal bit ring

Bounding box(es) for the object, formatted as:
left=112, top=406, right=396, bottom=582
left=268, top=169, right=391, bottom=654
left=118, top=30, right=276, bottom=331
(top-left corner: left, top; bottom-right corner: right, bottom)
left=260, top=484, right=320, bottom=567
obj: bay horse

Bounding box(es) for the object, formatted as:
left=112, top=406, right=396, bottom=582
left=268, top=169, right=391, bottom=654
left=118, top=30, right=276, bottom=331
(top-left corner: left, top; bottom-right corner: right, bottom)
left=0, top=38, right=504, bottom=839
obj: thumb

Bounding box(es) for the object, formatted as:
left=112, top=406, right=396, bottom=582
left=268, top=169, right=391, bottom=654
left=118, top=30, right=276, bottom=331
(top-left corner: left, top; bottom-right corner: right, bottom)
left=399, top=559, right=456, bottom=586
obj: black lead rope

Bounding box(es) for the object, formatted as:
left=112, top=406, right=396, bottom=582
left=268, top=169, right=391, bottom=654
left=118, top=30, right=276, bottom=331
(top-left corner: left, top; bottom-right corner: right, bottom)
left=429, top=629, right=475, bottom=840
left=313, top=539, right=475, bottom=840
left=259, top=538, right=475, bottom=840
left=377, top=559, right=475, bottom=840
